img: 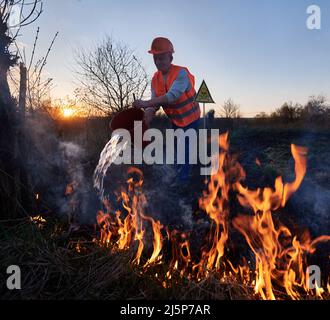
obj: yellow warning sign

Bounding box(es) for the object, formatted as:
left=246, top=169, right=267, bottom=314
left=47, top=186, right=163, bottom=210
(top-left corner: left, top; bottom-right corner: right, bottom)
left=195, top=80, right=215, bottom=103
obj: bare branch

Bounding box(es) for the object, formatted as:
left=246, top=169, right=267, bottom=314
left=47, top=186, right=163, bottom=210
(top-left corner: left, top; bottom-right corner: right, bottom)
left=74, top=36, right=149, bottom=115
left=27, top=26, right=38, bottom=71
left=220, top=99, right=241, bottom=119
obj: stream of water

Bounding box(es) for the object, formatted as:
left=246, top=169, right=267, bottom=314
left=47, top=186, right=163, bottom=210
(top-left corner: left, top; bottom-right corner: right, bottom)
left=93, top=134, right=128, bottom=200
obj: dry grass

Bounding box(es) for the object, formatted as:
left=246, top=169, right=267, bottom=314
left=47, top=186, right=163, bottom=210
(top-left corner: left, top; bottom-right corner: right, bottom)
left=0, top=217, right=253, bottom=300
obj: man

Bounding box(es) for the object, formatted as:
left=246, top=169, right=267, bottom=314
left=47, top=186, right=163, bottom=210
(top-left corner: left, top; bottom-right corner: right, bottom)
left=133, top=37, right=201, bottom=184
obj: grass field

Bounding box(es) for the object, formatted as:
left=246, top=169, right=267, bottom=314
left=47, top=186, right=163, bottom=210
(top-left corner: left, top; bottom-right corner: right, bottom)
left=1, top=116, right=329, bottom=300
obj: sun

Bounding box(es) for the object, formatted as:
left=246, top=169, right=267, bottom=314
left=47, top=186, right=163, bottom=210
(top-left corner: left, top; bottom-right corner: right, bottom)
left=63, top=108, right=74, bottom=117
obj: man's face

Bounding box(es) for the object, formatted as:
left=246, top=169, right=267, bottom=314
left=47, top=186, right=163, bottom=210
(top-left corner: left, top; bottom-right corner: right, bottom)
left=153, top=52, right=172, bottom=74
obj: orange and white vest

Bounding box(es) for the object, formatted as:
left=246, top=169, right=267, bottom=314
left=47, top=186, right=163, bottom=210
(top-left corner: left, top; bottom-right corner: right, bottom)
left=151, top=64, right=200, bottom=127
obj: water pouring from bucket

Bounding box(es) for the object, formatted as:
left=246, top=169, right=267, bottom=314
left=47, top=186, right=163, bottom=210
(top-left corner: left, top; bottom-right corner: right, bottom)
left=94, top=103, right=149, bottom=200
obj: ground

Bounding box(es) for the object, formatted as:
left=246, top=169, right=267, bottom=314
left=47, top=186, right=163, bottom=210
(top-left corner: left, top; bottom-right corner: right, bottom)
left=0, top=117, right=329, bottom=300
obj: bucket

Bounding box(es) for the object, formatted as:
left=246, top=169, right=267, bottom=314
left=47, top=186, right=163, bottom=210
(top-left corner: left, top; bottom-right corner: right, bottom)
left=110, top=108, right=148, bottom=147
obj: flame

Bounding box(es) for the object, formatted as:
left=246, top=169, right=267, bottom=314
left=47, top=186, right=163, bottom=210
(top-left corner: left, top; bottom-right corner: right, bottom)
left=195, top=133, right=231, bottom=275
left=30, top=215, right=46, bottom=229
left=30, top=215, right=46, bottom=223
left=281, top=145, right=307, bottom=207
left=143, top=215, right=163, bottom=267
left=65, top=182, right=77, bottom=195
left=76, top=241, right=82, bottom=253
left=94, top=134, right=329, bottom=300
left=232, top=144, right=329, bottom=300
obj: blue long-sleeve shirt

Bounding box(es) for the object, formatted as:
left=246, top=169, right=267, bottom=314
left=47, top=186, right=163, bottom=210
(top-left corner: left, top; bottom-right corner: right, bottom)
left=151, top=68, right=191, bottom=110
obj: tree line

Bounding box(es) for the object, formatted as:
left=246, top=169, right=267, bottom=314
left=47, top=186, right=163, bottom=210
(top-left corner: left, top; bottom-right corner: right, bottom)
left=255, top=95, right=330, bottom=124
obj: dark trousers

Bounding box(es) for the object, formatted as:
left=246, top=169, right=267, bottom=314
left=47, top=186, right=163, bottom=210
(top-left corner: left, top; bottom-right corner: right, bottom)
left=172, top=118, right=200, bottom=182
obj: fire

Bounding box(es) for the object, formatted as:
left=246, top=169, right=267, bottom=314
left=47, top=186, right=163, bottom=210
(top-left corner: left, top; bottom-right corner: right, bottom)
left=65, top=182, right=77, bottom=195
left=30, top=215, right=46, bottom=229
left=95, top=132, right=330, bottom=300
left=143, top=216, right=163, bottom=267
left=194, top=133, right=232, bottom=276
left=232, top=144, right=330, bottom=300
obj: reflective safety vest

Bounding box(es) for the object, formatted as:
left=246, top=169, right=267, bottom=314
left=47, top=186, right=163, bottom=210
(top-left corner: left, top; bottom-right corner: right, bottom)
left=151, top=64, right=201, bottom=127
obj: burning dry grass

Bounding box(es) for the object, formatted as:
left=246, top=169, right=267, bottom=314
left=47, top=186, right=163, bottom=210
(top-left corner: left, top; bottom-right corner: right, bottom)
left=1, top=128, right=329, bottom=300
left=93, top=133, right=330, bottom=300
left=0, top=217, right=253, bottom=300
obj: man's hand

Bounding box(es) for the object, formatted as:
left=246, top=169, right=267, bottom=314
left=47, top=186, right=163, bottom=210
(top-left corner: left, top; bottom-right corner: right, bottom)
left=133, top=95, right=168, bottom=109
left=132, top=99, right=150, bottom=109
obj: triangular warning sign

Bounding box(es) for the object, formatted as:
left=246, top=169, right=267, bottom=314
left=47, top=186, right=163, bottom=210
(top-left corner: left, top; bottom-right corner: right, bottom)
left=195, top=80, right=215, bottom=103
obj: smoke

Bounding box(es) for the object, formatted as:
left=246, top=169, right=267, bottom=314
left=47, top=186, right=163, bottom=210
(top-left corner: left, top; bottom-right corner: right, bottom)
left=24, top=114, right=98, bottom=224
left=289, top=172, right=330, bottom=236
left=92, top=132, right=198, bottom=230
left=58, top=141, right=92, bottom=223
left=285, top=132, right=330, bottom=235
left=142, top=164, right=196, bottom=230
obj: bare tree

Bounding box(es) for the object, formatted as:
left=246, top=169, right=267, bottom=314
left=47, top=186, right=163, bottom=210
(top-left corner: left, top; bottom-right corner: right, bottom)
left=255, top=112, right=269, bottom=119
left=0, top=0, right=42, bottom=106
left=220, top=98, right=241, bottom=118
left=274, top=102, right=302, bottom=122
left=0, top=0, right=43, bottom=219
left=8, top=27, right=58, bottom=113
left=302, top=95, right=329, bottom=121
left=75, top=36, right=148, bottom=115
left=26, top=28, right=58, bottom=112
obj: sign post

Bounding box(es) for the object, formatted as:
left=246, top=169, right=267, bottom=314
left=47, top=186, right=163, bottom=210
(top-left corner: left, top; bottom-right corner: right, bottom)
left=195, top=80, right=215, bottom=182
left=195, top=80, right=215, bottom=129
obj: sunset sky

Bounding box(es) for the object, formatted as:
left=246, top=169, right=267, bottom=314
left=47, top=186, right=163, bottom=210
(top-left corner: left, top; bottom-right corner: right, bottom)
left=19, top=0, right=330, bottom=117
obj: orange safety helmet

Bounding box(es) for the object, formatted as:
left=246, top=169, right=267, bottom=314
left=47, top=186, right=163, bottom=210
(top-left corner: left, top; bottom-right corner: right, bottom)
left=148, top=37, right=174, bottom=55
